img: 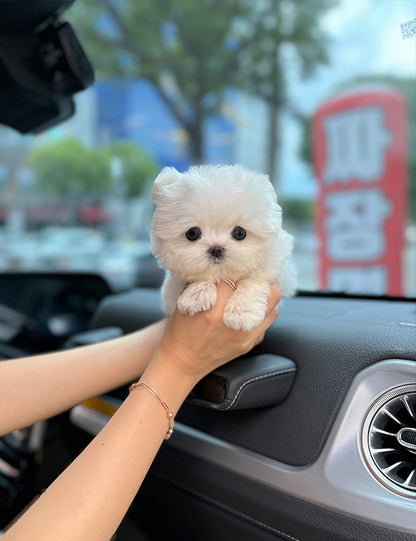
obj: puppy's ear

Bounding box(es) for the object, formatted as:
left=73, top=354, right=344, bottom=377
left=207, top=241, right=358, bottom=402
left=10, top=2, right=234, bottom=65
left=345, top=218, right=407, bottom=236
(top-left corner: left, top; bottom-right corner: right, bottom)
left=153, top=167, right=183, bottom=204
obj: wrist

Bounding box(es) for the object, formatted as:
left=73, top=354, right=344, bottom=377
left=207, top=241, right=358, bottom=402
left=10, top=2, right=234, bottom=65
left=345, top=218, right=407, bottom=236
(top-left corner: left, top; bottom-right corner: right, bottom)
left=129, top=381, right=175, bottom=439
left=138, top=350, right=198, bottom=416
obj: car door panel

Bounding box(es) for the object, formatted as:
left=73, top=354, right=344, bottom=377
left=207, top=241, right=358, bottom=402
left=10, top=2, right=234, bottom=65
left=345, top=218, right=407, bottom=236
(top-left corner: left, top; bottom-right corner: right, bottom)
left=134, top=447, right=415, bottom=541
left=91, top=289, right=415, bottom=465
left=80, top=288, right=416, bottom=540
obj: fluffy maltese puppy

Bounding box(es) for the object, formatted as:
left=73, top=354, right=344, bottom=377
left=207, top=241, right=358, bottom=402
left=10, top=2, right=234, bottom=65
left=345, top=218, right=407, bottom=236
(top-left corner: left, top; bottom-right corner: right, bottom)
left=151, top=164, right=296, bottom=331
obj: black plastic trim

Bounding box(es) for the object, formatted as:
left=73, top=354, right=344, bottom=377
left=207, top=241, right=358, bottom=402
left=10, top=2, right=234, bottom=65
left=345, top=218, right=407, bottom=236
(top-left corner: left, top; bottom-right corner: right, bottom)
left=89, top=288, right=416, bottom=466
left=134, top=444, right=416, bottom=541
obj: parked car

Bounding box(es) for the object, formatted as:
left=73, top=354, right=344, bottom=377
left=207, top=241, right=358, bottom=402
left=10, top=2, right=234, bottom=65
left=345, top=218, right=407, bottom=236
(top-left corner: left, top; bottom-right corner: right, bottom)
left=0, top=1, right=415, bottom=540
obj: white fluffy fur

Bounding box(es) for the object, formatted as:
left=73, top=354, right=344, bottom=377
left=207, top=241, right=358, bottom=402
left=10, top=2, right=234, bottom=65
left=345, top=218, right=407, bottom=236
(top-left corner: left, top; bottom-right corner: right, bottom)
left=150, top=164, right=297, bottom=331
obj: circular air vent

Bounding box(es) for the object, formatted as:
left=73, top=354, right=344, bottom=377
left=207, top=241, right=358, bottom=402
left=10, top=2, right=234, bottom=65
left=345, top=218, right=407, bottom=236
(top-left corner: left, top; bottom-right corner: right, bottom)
left=362, top=385, right=416, bottom=498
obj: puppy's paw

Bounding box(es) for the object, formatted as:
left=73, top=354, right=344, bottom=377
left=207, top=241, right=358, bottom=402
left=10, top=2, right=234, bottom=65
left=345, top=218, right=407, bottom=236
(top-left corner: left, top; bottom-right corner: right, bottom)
left=177, top=281, right=217, bottom=315
left=223, top=280, right=269, bottom=331
left=223, top=298, right=266, bottom=331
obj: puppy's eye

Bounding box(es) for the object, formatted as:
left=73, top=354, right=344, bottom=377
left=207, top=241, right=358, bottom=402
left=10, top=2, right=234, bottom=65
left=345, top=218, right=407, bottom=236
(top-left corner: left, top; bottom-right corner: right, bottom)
left=185, top=227, right=202, bottom=241
left=231, top=226, right=246, bottom=240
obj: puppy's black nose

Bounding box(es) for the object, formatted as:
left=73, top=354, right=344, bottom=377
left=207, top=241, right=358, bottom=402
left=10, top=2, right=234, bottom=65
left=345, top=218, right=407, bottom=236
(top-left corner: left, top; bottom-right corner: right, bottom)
left=209, top=245, right=225, bottom=259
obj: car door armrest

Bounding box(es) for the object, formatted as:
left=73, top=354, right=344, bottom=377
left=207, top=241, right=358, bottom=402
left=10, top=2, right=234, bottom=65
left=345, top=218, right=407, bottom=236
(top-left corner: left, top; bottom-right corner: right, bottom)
left=189, top=354, right=296, bottom=410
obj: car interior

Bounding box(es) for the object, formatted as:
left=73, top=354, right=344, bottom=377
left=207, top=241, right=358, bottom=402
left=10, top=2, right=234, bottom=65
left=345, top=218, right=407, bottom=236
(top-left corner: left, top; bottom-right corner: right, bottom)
left=0, top=1, right=415, bottom=540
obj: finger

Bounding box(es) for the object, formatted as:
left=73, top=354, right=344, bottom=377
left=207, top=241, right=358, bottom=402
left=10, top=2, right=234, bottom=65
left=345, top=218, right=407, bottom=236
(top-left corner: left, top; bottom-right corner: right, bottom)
left=253, top=331, right=265, bottom=347
left=268, top=283, right=281, bottom=307
left=267, top=306, right=279, bottom=327
left=243, top=305, right=278, bottom=353
left=258, top=305, right=279, bottom=335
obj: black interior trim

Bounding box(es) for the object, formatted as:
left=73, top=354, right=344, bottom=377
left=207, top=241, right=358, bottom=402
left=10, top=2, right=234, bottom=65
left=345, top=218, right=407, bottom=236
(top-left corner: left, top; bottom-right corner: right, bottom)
left=90, top=288, right=416, bottom=466
left=0, top=1, right=74, bottom=33
left=133, top=444, right=416, bottom=541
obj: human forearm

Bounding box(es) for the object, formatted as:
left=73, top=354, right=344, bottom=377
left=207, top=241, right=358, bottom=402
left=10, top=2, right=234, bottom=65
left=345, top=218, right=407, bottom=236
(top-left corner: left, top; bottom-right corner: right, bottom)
left=1, top=283, right=280, bottom=540
left=2, top=357, right=196, bottom=541
left=0, top=320, right=166, bottom=435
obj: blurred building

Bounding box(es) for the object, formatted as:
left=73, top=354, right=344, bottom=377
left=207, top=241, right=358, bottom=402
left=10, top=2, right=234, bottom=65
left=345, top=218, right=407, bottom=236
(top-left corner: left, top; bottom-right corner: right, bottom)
left=94, top=80, right=246, bottom=170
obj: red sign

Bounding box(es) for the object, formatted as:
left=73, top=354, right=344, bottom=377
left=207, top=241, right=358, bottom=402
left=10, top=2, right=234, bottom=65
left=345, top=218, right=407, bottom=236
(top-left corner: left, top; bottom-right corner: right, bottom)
left=313, top=88, right=407, bottom=295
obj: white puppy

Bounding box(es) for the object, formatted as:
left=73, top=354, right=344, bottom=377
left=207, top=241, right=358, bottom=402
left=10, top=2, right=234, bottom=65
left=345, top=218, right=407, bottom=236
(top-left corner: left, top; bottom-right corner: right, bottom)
left=150, top=164, right=296, bottom=331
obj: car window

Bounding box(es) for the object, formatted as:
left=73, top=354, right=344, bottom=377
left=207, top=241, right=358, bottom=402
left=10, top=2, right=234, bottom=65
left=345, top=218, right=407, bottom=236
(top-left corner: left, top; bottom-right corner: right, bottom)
left=0, top=0, right=414, bottom=296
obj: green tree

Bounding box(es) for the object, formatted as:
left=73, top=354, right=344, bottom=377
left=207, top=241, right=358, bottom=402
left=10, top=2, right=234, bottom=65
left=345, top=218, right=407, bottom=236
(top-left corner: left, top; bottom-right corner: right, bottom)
left=236, top=0, right=335, bottom=184
left=280, top=197, right=315, bottom=224
left=69, top=0, right=335, bottom=182
left=106, top=141, right=159, bottom=198
left=28, top=138, right=112, bottom=197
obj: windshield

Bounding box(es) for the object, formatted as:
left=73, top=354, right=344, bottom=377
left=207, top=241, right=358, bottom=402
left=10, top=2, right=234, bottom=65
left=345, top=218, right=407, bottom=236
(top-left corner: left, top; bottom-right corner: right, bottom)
left=0, top=0, right=415, bottom=296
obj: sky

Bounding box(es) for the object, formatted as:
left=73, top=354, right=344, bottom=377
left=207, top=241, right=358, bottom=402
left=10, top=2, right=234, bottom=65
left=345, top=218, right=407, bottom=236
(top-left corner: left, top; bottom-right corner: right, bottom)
left=279, top=0, right=415, bottom=198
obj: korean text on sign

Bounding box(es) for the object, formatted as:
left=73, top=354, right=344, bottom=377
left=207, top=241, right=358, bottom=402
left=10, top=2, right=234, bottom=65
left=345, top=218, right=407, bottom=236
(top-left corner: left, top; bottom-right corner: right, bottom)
left=313, top=89, right=407, bottom=295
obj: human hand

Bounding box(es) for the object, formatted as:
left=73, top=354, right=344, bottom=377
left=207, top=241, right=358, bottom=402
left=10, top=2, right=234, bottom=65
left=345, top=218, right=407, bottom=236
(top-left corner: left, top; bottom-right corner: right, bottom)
left=154, top=281, right=281, bottom=384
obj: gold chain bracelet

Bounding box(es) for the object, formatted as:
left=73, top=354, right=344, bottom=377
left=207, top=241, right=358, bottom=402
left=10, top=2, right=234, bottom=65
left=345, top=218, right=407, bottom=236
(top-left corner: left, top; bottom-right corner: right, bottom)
left=129, top=381, right=175, bottom=440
